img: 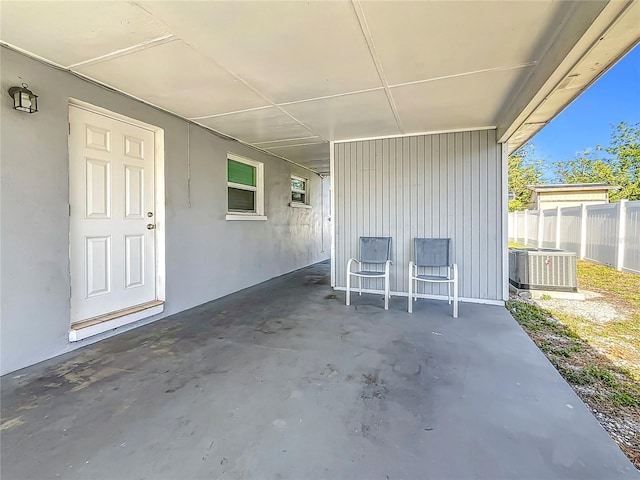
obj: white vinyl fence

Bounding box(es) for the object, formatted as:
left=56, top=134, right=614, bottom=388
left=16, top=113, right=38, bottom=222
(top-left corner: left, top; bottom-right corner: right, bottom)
left=508, top=200, right=640, bottom=274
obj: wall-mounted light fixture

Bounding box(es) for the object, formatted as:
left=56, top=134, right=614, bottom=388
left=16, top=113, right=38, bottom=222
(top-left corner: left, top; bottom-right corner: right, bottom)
left=8, top=83, right=38, bottom=113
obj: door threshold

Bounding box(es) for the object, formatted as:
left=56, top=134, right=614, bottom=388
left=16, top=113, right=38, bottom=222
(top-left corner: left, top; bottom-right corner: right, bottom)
left=70, top=300, right=164, bottom=342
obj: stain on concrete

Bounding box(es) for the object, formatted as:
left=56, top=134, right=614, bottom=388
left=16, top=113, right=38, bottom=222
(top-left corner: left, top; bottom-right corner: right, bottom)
left=321, top=364, right=339, bottom=378
left=0, top=416, right=25, bottom=431
left=354, top=304, right=384, bottom=314
left=2, top=261, right=638, bottom=479
left=304, top=275, right=328, bottom=286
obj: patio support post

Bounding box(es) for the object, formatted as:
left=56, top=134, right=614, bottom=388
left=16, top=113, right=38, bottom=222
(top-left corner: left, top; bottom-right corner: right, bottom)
left=502, top=142, right=510, bottom=301
left=330, top=141, right=336, bottom=288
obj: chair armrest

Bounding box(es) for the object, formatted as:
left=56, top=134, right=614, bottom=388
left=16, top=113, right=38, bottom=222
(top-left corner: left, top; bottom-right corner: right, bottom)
left=451, top=263, right=458, bottom=279
left=384, top=259, right=392, bottom=275
left=346, top=258, right=360, bottom=273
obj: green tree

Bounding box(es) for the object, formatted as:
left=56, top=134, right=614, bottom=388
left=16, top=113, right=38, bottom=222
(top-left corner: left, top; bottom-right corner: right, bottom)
left=508, top=143, right=544, bottom=211
left=553, top=122, right=640, bottom=201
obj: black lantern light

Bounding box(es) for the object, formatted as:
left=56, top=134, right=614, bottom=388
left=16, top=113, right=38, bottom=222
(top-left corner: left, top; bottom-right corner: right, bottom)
left=8, top=83, right=38, bottom=113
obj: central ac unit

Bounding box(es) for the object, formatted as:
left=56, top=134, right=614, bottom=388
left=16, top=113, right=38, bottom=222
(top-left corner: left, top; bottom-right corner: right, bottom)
left=509, top=248, right=577, bottom=292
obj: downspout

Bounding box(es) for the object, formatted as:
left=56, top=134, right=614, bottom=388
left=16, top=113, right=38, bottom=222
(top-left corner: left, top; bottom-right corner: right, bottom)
left=321, top=176, right=325, bottom=253
left=187, top=123, right=191, bottom=208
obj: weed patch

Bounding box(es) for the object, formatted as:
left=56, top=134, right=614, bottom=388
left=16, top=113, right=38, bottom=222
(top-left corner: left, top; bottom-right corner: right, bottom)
left=506, top=298, right=640, bottom=469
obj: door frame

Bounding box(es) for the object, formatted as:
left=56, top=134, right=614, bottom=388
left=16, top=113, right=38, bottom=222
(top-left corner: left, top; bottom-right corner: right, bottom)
left=68, top=99, right=166, bottom=342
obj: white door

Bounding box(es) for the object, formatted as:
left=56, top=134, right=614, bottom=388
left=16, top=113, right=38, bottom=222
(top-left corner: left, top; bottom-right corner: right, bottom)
left=69, top=105, right=156, bottom=324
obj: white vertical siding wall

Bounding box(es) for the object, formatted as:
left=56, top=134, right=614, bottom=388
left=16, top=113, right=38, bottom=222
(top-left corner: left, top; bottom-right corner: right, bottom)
left=333, top=130, right=504, bottom=302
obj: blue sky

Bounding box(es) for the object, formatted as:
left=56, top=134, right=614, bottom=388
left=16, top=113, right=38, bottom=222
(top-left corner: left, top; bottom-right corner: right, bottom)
left=529, top=43, right=640, bottom=179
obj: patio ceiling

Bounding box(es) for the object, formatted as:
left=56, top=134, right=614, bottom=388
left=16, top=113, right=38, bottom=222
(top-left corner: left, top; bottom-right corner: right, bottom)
left=1, top=1, right=639, bottom=175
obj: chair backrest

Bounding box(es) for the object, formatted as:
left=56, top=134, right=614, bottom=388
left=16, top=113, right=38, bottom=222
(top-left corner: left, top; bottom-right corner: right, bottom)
left=359, top=237, right=392, bottom=264
left=414, top=238, right=451, bottom=267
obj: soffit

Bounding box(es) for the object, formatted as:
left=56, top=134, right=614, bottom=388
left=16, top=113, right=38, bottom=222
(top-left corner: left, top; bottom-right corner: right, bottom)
left=391, top=67, right=532, bottom=134
left=281, top=89, right=401, bottom=142
left=503, top=1, right=640, bottom=153
left=0, top=1, right=171, bottom=67
left=75, top=39, right=270, bottom=119
left=196, top=107, right=315, bottom=145
left=1, top=1, right=637, bottom=174
left=358, top=1, right=571, bottom=86
left=262, top=143, right=331, bottom=166
left=138, top=0, right=383, bottom=105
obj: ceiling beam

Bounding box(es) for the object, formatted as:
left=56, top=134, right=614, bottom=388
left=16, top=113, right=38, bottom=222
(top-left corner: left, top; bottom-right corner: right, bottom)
left=498, top=0, right=638, bottom=151
left=351, top=0, right=404, bottom=134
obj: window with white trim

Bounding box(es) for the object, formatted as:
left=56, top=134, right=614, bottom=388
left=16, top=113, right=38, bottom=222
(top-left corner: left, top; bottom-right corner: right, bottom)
left=290, top=175, right=309, bottom=206
left=226, top=153, right=266, bottom=220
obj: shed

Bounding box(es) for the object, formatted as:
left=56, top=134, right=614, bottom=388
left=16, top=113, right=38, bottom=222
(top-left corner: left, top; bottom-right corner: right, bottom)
left=527, top=183, right=620, bottom=210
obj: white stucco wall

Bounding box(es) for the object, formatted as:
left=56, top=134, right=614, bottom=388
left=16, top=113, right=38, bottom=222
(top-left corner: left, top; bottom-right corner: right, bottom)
left=1, top=48, right=329, bottom=375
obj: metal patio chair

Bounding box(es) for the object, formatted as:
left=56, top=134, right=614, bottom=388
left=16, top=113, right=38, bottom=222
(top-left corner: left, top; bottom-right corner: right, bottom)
left=408, top=238, right=458, bottom=317
left=346, top=237, right=392, bottom=310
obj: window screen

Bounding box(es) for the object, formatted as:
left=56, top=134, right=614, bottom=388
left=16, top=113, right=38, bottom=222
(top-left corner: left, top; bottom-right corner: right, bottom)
left=291, top=176, right=307, bottom=204
left=228, top=188, right=256, bottom=212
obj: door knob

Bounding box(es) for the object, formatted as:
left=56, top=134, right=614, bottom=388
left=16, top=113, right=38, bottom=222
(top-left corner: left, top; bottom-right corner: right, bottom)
left=147, top=224, right=156, bottom=230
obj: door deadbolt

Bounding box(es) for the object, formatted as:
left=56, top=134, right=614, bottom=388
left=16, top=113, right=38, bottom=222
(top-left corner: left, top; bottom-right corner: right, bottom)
left=147, top=212, right=154, bottom=217
left=147, top=224, right=156, bottom=230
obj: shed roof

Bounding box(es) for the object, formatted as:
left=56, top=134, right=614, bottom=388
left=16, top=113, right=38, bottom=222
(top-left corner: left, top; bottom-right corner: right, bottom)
left=527, top=183, right=620, bottom=193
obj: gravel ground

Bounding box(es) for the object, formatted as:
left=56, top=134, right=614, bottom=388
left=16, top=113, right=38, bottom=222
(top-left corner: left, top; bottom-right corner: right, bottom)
left=535, top=290, right=625, bottom=324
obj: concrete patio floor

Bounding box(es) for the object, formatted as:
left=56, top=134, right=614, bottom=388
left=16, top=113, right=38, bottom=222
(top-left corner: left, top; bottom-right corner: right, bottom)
left=2, top=261, right=638, bottom=479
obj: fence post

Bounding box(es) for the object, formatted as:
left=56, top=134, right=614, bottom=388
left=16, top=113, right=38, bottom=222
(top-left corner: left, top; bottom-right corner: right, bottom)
left=556, top=206, right=562, bottom=249
left=580, top=203, right=587, bottom=260
left=538, top=209, right=544, bottom=248
left=510, top=212, right=514, bottom=242
left=616, top=200, right=628, bottom=271
left=524, top=210, right=529, bottom=246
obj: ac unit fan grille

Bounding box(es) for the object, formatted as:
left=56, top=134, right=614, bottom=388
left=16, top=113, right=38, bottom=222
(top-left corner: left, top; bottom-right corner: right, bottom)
left=509, top=248, right=577, bottom=292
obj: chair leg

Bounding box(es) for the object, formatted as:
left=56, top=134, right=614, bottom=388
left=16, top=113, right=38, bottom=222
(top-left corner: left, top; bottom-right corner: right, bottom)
left=448, top=281, right=451, bottom=305
left=346, top=273, right=351, bottom=306
left=408, top=275, right=413, bottom=313
left=358, top=276, right=362, bottom=296
left=453, top=277, right=459, bottom=318
left=384, top=275, right=389, bottom=310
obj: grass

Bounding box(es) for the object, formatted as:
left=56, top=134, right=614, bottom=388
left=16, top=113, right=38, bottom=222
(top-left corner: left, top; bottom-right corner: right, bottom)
left=561, top=260, right=640, bottom=381
left=506, top=298, right=640, bottom=467
left=505, top=299, right=640, bottom=406
left=577, top=261, right=640, bottom=309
